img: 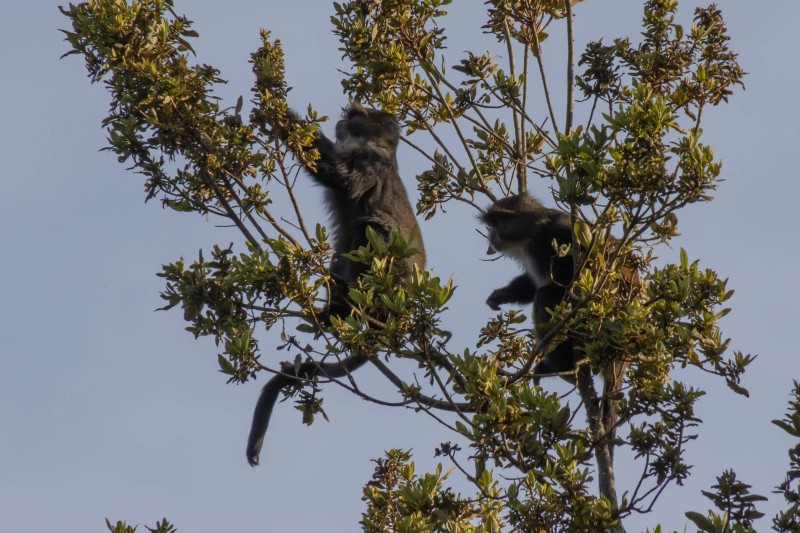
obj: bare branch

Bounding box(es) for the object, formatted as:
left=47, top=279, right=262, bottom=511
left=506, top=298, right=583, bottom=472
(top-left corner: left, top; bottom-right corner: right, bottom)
left=565, top=0, right=575, bottom=134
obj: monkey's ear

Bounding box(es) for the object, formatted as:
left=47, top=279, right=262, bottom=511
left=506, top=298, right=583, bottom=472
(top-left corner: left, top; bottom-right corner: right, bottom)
left=347, top=102, right=370, bottom=119
left=481, top=208, right=512, bottom=225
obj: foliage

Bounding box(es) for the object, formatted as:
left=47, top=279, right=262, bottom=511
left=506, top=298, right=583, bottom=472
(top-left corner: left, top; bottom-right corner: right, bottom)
left=772, top=381, right=800, bottom=531
left=685, top=470, right=767, bottom=533
left=59, top=0, right=767, bottom=531
left=105, top=517, right=176, bottom=533
left=361, top=449, right=503, bottom=533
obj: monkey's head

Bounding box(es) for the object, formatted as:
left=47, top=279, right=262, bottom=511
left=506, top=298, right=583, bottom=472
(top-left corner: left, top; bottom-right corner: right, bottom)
left=481, top=195, right=546, bottom=257
left=335, top=103, right=400, bottom=155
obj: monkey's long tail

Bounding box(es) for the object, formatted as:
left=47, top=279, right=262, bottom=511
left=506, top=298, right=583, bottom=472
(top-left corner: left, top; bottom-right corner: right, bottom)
left=246, top=372, right=293, bottom=466
left=246, top=354, right=369, bottom=467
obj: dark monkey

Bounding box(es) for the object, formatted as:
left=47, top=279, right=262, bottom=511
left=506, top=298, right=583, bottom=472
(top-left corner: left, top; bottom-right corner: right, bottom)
left=246, top=104, right=426, bottom=466
left=481, top=195, right=639, bottom=458
left=481, top=195, right=636, bottom=451
left=482, top=194, right=577, bottom=378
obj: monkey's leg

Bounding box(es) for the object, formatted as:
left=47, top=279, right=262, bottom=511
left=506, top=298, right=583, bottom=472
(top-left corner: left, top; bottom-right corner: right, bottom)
left=532, top=284, right=576, bottom=383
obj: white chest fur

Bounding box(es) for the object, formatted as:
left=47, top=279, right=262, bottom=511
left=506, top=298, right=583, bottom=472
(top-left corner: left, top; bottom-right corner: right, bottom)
left=500, top=241, right=551, bottom=288
left=522, top=255, right=550, bottom=288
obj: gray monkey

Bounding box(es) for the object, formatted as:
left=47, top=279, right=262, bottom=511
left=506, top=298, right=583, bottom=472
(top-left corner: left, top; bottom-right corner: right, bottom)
left=246, top=104, right=425, bottom=466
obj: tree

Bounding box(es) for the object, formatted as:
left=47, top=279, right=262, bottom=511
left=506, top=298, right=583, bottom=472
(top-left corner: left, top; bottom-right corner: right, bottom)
left=60, top=0, right=792, bottom=531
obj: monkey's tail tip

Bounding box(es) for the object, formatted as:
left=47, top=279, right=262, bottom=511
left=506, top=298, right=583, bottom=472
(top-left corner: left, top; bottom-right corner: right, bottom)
left=246, top=443, right=262, bottom=467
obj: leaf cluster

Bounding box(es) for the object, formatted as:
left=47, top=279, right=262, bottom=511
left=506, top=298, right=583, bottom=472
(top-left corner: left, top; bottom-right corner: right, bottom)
left=772, top=381, right=800, bottom=530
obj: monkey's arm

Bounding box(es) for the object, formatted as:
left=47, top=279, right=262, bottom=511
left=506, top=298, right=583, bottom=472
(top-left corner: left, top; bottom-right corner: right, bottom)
left=280, top=109, right=341, bottom=187
left=300, top=132, right=354, bottom=191
left=486, top=274, right=537, bottom=310
left=311, top=133, right=337, bottom=162
left=246, top=353, right=369, bottom=466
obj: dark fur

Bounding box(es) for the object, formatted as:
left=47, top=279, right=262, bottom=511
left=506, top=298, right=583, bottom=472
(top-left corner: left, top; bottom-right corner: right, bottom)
left=482, top=194, right=576, bottom=378
left=482, top=194, right=636, bottom=457
left=246, top=104, right=425, bottom=466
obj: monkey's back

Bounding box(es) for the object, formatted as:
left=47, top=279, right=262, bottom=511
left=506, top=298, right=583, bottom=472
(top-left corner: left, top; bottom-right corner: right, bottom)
left=331, top=153, right=425, bottom=272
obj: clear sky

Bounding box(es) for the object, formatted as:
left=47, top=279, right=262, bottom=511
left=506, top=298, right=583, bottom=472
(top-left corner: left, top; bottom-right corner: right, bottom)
left=1, top=1, right=798, bottom=531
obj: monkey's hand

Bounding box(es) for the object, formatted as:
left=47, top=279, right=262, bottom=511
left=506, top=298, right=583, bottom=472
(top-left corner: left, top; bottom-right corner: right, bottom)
left=486, top=290, right=505, bottom=311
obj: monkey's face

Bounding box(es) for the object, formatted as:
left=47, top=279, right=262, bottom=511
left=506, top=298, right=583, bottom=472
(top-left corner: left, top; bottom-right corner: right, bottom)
left=482, top=208, right=515, bottom=256
left=485, top=223, right=528, bottom=260
left=334, top=105, right=399, bottom=153
left=482, top=195, right=543, bottom=259
left=485, top=226, right=503, bottom=255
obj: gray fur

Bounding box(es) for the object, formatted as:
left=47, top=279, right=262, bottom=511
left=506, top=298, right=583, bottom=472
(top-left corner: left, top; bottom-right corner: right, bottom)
left=246, top=104, right=425, bottom=466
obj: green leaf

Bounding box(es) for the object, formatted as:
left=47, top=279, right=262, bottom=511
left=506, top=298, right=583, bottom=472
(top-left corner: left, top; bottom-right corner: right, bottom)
left=772, top=419, right=800, bottom=437
left=217, top=354, right=234, bottom=375
left=726, top=381, right=750, bottom=397
left=296, top=323, right=318, bottom=334
left=685, top=511, right=715, bottom=532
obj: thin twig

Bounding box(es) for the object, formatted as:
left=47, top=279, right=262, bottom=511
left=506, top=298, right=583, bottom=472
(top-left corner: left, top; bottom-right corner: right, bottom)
left=502, top=18, right=527, bottom=194
left=413, top=52, right=494, bottom=198
left=565, top=0, right=575, bottom=134
left=370, top=357, right=474, bottom=412
left=521, top=41, right=531, bottom=195
left=276, top=153, right=314, bottom=245
left=220, top=170, right=270, bottom=242
left=203, top=173, right=260, bottom=246
left=531, top=15, right=560, bottom=135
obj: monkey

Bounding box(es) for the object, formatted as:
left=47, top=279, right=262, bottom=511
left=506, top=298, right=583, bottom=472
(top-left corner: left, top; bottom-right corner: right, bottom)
left=481, top=194, right=637, bottom=456
left=246, top=103, right=426, bottom=466
left=482, top=194, right=577, bottom=378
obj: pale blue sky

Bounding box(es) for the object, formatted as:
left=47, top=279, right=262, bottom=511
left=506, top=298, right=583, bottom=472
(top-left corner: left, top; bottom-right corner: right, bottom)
left=1, top=1, right=798, bottom=531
